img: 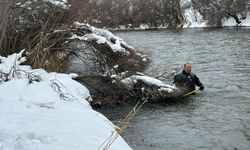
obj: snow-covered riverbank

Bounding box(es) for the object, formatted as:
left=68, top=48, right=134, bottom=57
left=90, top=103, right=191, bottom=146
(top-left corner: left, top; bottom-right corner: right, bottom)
left=113, top=1, right=250, bottom=30
left=0, top=51, right=132, bottom=150
left=181, top=0, right=250, bottom=28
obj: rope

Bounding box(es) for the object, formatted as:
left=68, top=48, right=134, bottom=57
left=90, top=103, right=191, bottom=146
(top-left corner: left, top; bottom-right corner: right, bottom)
left=98, top=99, right=147, bottom=150
left=184, top=88, right=200, bottom=96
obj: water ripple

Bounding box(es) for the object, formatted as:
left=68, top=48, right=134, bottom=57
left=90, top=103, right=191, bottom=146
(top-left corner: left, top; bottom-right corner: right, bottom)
left=113, top=29, right=250, bottom=150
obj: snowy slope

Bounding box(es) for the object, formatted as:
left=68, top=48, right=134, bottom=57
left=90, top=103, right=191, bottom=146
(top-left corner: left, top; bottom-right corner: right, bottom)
left=0, top=51, right=132, bottom=150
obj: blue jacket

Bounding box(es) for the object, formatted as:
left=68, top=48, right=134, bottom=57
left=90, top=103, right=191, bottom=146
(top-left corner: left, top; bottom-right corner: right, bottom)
left=174, top=70, right=204, bottom=92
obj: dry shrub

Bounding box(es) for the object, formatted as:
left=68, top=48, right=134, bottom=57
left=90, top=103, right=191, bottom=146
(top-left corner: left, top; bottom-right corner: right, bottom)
left=0, top=0, right=72, bottom=72
left=0, top=1, right=152, bottom=106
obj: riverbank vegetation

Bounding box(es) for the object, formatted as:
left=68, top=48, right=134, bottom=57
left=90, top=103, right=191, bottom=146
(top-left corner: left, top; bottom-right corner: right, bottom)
left=0, top=0, right=178, bottom=108
left=69, top=0, right=250, bottom=29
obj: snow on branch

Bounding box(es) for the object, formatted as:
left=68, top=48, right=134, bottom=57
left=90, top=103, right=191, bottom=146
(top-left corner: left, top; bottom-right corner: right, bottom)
left=43, top=0, right=69, bottom=9
left=70, top=22, right=133, bottom=54
left=121, top=73, right=176, bottom=94
left=0, top=50, right=29, bottom=80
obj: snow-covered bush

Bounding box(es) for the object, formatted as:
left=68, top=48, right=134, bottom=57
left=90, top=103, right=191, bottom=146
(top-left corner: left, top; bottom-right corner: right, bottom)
left=0, top=0, right=176, bottom=106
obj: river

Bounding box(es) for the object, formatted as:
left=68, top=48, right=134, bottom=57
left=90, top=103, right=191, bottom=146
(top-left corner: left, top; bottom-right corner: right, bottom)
left=100, top=28, right=250, bottom=150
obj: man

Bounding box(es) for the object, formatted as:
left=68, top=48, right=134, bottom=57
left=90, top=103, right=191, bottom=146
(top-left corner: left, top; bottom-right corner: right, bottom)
left=174, top=63, right=204, bottom=94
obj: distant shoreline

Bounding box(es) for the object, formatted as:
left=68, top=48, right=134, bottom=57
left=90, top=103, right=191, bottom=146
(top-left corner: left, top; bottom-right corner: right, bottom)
left=109, top=26, right=250, bottom=32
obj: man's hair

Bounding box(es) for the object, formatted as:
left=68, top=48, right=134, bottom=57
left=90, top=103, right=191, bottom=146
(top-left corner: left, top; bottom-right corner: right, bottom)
left=184, top=63, right=191, bottom=67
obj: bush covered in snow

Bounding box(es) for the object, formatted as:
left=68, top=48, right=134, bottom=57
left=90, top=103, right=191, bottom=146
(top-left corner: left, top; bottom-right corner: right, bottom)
left=0, top=0, right=178, bottom=106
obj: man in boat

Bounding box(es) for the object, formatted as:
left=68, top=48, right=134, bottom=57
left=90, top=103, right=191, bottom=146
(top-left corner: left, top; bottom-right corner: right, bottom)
left=173, top=63, right=204, bottom=95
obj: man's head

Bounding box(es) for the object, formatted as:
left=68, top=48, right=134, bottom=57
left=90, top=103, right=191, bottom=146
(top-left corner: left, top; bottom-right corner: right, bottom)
left=184, top=63, right=192, bottom=74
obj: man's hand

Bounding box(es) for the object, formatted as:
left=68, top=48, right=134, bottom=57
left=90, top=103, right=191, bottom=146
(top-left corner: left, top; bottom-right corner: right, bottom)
left=199, top=85, right=204, bottom=91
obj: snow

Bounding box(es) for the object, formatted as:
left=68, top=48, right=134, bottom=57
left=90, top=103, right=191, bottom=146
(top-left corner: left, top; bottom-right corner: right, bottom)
left=223, top=17, right=239, bottom=27
left=183, top=11, right=250, bottom=28
left=223, top=12, right=250, bottom=27
left=121, top=74, right=176, bottom=93
left=138, top=24, right=150, bottom=30
left=180, top=0, right=250, bottom=28
left=17, top=0, right=69, bottom=9
left=71, top=22, right=133, bottom=54
left=0, top=51, right=132, bottom=150
left=180, top=0, right=207, bottom=28
left=43, top=0, right=69, bottom=9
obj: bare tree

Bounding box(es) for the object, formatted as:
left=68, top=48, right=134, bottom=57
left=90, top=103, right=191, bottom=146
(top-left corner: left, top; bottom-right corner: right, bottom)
left=192, top=0, right=249, bottom=26
left=68, top=0, right=104, bottom=26
left=161, top=0, right=184, bottom=27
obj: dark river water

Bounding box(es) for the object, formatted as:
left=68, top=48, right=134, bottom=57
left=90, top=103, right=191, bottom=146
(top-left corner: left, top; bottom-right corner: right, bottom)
left=100, top=28, right=250, bottom=150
